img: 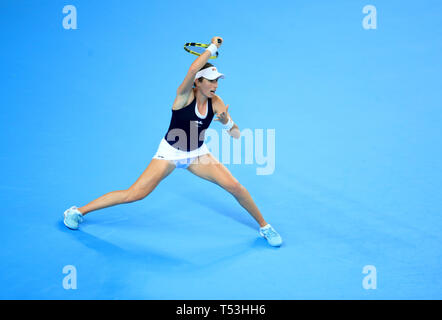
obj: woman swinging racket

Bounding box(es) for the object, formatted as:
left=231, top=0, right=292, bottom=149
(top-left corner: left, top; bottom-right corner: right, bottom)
left=63, top=36, right=282, bottom=247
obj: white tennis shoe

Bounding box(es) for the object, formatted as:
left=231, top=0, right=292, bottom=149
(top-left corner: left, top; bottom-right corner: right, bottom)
left=260, top=224, right=283, bottom=247
left=63, top=206, right=84, bottom=230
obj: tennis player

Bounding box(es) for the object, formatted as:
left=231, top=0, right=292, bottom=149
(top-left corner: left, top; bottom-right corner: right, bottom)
left=63, top=36, right=282, bottom=247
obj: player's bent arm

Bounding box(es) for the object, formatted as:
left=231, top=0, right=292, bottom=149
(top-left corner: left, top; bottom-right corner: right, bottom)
left=175, top=36, right=222, bottom=106
left=176, top=50, right=212, bottom=98
left=172, top=52, right=212, bottom=110
left=212, top=94, right=229, bottom=118
left=212, top=94, right=240, bottom=139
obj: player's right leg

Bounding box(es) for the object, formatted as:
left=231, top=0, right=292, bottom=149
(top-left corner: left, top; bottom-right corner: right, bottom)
left=63, top=159, right=176, bottom=229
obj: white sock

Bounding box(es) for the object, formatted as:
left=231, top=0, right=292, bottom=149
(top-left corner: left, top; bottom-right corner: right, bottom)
left=260, top=224, right=271, bottom=230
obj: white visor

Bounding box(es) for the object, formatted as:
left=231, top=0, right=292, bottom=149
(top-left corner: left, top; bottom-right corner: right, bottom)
left=195, top=66, right=225, bottom=80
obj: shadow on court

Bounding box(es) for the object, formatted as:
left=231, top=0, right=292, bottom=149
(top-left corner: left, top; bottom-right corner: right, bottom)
left=177, top=185, right=258, bottom=231
left=56, top=221, right=192, bottom=271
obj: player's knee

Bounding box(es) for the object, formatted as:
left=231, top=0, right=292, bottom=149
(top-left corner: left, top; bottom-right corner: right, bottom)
left=125, top=187, right=150, bottom=203
left=225, top=180, right=244, bottom=196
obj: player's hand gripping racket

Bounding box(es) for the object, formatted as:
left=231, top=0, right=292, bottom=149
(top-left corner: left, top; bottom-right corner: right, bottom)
left=184, top=38, right=222, bottom=59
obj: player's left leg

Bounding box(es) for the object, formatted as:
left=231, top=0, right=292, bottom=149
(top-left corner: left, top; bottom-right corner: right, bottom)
left=187, top=153, right=267, bottom=227
left=187, top=153, right=282, bottom=246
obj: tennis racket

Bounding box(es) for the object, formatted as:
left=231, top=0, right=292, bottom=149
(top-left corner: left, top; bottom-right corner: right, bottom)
left=184, top=39, right=222, bottom=59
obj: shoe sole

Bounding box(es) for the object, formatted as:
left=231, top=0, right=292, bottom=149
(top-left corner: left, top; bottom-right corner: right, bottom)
left=63, top=220, right=78, bottom=230
left=259, top=231, right=283, bottom=247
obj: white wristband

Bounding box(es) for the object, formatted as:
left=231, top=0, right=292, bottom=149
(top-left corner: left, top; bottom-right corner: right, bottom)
left=206, top=43, right=218, bottom=56
left=222, top=117, right=234, bottom=130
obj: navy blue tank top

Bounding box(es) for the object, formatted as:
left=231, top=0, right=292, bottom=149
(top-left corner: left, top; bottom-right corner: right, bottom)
left=164, top=97, right=214, bottom=152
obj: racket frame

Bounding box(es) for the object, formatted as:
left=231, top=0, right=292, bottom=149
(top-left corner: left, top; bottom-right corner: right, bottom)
left=184, top=42, right=219, bottom=59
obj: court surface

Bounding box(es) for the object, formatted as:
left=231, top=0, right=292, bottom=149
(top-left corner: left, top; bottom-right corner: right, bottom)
left=1, top=0, right=441, bottom=299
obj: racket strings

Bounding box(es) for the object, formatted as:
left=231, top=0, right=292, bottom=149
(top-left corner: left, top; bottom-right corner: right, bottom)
left=184, top=43, right=218, bottom=59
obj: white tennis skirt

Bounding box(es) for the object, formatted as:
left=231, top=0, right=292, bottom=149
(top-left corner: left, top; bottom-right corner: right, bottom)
left=152, top=138, right=211, bottom=168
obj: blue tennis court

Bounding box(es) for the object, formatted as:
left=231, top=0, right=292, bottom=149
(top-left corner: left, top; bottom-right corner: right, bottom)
left=1, top=0, right=441, bottom=299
